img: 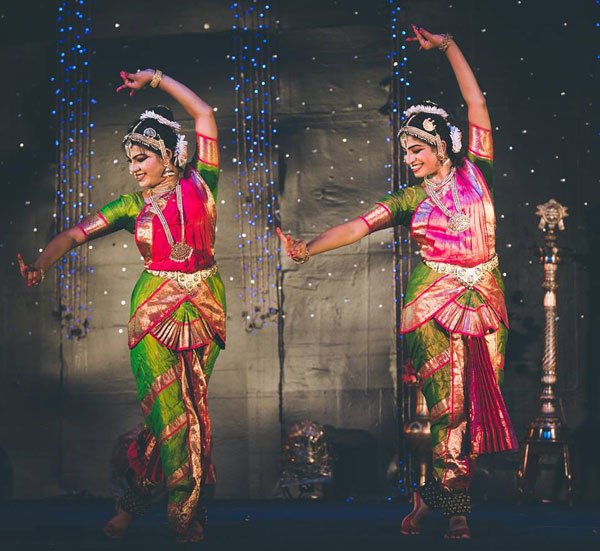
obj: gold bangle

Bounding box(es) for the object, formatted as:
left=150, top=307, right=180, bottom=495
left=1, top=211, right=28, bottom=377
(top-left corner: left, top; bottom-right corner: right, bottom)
left=39, top=267, right=45, bottom=282
left=292, top=247, right=310, bottom=265
left=439, top=34, right=453, bottom=53
left=150, top=69, right=163, bottom=88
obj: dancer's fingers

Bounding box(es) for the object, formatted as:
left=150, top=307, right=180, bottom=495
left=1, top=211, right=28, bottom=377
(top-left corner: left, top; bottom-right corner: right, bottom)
left=276, top=227, right=290, bottom=249
left=418, top=27, right=435, bottom=40
left=415, top=31, right=429, bottom=49
left=276, top=227, right=285, bottom=242
left=17, top=253, right=27, bottom=277
left=411, top=25, right=428, bottom=47
left=116, top=84, right=128, bottom=93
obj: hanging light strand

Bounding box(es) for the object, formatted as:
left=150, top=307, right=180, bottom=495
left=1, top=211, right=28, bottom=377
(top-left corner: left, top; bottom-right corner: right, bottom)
left=53, top=0, right=93, bottom=338
left=231, top=1, right=281, bottom=332
left=388, top=0, right=413, bottom=498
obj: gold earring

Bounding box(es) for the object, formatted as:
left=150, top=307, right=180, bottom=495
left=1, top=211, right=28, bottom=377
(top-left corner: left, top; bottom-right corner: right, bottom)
left=162, top=164, right=175, bottom=178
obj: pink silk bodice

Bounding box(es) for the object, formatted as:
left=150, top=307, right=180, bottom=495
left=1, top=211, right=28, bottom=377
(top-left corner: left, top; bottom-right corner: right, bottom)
left=411, top=159, right=496, bottom=268
left=136, top=170, right=217, bottom=273
left=358, top=124, right=507, bottom=337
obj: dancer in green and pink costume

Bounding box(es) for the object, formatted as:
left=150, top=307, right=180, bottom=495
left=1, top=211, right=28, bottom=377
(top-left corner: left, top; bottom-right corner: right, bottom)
left=18, top=69, right=225, bottom=543
left=278, top=27, right=517, bottom=539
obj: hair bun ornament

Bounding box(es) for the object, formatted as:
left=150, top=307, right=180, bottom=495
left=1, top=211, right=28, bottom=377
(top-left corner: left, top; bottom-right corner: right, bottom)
left=449, top=125, right=462, bottom=153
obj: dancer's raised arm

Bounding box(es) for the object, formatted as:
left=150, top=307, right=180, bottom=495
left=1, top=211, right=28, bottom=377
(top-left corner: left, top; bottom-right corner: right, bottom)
left=117, top=69, right=217, bottom=138
left=408, top=26, right=490, bottom=130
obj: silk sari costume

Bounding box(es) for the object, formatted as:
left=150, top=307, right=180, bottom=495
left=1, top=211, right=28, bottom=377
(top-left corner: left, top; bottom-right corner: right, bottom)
left=76, top=134, right=225, bottom=533
left=360, top=124, right=517, bottom=516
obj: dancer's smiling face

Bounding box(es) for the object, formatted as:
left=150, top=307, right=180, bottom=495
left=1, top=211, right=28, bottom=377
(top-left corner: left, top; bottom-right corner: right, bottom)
left=402, top=135, right=445, bottom=179
left=126, top=145, right=172, bottom=189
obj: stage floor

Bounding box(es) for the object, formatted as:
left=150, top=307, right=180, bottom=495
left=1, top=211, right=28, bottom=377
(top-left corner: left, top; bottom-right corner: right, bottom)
left=1, top=498, right=599, bottom=550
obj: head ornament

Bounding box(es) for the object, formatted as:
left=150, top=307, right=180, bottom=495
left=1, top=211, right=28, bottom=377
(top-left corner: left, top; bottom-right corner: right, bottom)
left=399, top=103, right=462, bottom=155
left=123, top=110, right=188, bottom=169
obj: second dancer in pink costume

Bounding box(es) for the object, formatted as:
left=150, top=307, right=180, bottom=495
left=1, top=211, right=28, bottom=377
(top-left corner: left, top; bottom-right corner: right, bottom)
left=278, top=27, right=517, bottom=539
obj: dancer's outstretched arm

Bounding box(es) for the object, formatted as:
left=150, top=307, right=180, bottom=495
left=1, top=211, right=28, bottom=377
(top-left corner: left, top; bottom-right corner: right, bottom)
left=17, top=227, right=87, bottom=286
left=117, top=70, right=217, bottom=138
left=277, top=218, right=369, bottom=262
left=408, top=25, right=490, bottom=130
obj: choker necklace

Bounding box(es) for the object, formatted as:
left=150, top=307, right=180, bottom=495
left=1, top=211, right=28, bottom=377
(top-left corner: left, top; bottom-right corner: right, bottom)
left=149, top=177, right=178, bottom=197
left=148, top=182, right=193, bottom=262
left=424, top=167, right=470, bottom=232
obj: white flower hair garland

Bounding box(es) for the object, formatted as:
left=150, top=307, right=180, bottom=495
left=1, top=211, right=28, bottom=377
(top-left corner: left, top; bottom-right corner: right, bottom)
left=404, top=104, right=449, bottom=120
left=139, top=110, right=182, bottom=132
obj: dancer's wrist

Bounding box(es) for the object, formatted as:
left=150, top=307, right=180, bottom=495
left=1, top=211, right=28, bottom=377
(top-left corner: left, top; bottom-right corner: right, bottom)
left=149, top=69, right=163, bottom=88
left=292, top=246, right=310, bottom=264
left=439, top=34, right=454, bottom=53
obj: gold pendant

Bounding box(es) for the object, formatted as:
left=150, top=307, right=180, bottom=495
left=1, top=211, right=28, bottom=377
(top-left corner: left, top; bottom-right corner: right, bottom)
left=170, top=241, right=193, bottom=262
left=448, top=213, right=470, bottom=232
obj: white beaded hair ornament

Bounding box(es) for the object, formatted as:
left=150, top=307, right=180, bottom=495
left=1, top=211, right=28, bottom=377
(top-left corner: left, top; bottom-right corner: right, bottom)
left=139, top=110, right=182, bottom=132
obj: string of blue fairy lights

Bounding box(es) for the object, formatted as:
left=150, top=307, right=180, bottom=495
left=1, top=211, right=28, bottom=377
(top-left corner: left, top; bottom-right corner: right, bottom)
left=231, top=1, right=281, bottom=333
left=53, top=0, right=93, bottom=338
left=388, top=0, right=416, bottom=499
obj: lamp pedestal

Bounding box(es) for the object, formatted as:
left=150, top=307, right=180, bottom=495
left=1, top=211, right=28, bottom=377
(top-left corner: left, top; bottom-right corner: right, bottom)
left=516, top=199, right=573, bottom=504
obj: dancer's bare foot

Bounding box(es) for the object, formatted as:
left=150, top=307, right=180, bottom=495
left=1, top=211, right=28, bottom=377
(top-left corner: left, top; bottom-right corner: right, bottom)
left=175, top=520, right=205, bottom=543
left=103, top=508, right=133, bottom=539
left=400, top=492, right=431, bottom=535
left=444, top=515, right=471, bottom=539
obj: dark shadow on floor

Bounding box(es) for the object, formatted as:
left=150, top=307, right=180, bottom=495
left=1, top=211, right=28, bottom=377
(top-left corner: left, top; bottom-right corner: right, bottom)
left=1, top=498, right=599, bottom=551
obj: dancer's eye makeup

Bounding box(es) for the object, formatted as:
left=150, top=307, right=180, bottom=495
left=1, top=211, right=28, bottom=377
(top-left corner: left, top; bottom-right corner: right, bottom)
left=127, top=154, right=149, bottom=163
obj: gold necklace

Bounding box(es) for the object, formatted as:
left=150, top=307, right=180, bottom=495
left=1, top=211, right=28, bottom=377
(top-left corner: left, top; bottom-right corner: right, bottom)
left=424, top=167, right=470, bottom=232
left=149, top=183, right=193, bottom=262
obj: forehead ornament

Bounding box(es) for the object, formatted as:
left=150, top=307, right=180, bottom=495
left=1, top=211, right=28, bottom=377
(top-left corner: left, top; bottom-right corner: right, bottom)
left=143, top=127, right=157, bottom=138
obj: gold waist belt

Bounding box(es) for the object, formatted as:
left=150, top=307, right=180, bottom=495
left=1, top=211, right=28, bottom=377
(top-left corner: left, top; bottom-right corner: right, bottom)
left=146, top=264, right=218, bottom=292
left=423, top=254, right=498, bottom=289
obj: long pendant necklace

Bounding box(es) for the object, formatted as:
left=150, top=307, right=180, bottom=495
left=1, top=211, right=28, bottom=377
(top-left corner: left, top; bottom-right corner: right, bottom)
left=424, top=167, right=470, bottom=232
left=149, top=183, right=193, bottom=262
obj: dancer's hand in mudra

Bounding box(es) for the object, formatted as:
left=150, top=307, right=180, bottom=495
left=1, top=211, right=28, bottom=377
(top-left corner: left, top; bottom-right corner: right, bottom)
left=17, top=253, right=44, bottom=286
left=406, top=25, right=445, bottom=50
left=116, top=69, right=154, bottom=96
left=276, top=228, right=309, bottom=263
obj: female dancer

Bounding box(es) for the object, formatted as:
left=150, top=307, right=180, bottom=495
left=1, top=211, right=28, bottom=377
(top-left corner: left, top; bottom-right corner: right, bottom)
left=18, top=70, right=225, bottom=542
left=278, top=27, right=517, bottom=539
